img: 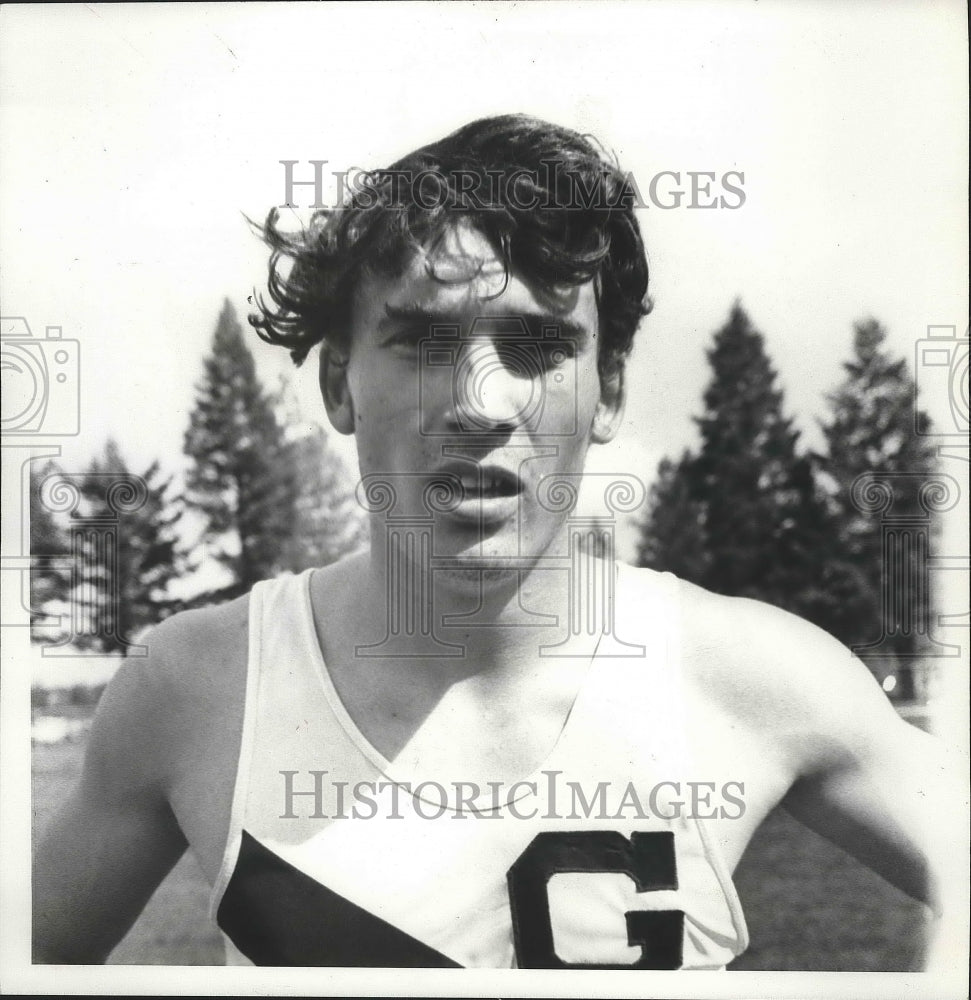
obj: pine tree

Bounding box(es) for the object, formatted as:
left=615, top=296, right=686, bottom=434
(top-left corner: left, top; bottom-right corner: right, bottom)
left=691, top=303, right=828, bottom=612
left=818, top=318, right=938, bottom=688
left=279, top=425, right=366, bottom=572
left=74, top=439, right=183, bottom=652
left=636, top=450, right=710, bottom=583
left=637, top=304, right=831, bottom=620
left=183, top=299, right=298, bottom=595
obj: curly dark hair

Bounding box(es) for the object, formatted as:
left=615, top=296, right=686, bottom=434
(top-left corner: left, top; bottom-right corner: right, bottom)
left=250, top=114, right=652, bottom=381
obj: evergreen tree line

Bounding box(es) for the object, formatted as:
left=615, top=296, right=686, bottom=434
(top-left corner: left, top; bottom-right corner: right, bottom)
left=636, top=303, right=937, bottom=696
left=30, top=298, right=936, bottom=695
left=29, top=299, right=364, bottom=653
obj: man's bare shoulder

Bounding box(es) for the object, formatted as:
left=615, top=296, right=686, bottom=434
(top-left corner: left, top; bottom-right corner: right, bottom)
left=624, top=565, right=905, bottom=772
left=145, top=593, right=250, bottom=685
left=675, top=577, right=851, bottom=708
left=84, top=595, right=252, bottom=797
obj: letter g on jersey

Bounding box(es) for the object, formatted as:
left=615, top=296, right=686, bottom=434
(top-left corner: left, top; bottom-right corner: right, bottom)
left=507, top=830, right=684, bottom=969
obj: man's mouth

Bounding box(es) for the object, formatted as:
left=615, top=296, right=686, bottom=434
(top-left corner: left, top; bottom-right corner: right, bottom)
left=456, top=468, right=520, bottom=498
left=431, top=462, right=524, bottom=523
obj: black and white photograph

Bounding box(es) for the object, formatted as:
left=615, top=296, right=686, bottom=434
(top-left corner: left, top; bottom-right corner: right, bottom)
left=1, top=3, right=968, bottom=997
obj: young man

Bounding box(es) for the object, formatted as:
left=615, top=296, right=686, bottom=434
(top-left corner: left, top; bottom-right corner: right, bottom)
left=33, top=115, right=949, bottom=969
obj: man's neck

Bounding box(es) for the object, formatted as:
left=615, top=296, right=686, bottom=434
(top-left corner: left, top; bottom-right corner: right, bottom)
left=359, top=545, right=596, bottom=681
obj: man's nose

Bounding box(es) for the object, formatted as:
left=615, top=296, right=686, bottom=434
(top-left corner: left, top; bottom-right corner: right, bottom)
left=451, top=339, right=538, bottom=431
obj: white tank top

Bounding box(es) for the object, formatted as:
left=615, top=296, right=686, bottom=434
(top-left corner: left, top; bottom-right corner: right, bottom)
left=209, top=564, right=748, bottom=968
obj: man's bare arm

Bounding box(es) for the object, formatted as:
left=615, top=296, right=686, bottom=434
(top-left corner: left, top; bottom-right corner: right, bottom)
left=683, top=583, right=959, bottom=914
left=729, top=599, right=957, bottom=911
left=779, top=656, right=947, bottom=908
left=33, top=641, right=189, bottom=964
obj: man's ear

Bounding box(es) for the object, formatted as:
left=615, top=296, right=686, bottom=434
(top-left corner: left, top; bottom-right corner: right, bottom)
left=591, top=367, right=627, bottom=444
left=319, top=343, right=355, bottom=435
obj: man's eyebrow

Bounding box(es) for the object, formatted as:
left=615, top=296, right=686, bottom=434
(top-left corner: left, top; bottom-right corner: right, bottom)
left=379, top=304, right=458, bottom=330
left=379, top=304, right=589, bottom=339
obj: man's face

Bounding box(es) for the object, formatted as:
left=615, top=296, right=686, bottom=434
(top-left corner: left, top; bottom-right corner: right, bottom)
left=332, top=220, right=624, bottom=588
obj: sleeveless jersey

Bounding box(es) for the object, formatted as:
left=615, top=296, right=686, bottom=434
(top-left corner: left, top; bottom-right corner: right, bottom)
left=209, top=564, right=749, bottom=968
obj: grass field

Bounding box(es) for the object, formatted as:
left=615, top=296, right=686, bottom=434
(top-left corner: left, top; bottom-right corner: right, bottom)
left=31, top=713, right=928, bottom=970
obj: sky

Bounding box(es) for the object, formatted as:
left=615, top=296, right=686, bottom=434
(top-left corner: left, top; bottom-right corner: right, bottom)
left=1, top=1, right=967, bottom=561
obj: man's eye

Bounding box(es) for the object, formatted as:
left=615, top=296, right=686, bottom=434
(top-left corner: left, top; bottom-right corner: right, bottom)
left=386, top=328, right=427, bottom=351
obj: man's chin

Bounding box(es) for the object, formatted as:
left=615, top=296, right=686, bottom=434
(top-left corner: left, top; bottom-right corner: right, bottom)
left=380, top=516, right=564, bottom=597
left=433, top=556, right=523, bottom=595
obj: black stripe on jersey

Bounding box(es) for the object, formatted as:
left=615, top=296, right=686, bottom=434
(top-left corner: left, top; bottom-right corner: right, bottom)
left=217, top=830, right=463, bottom=967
